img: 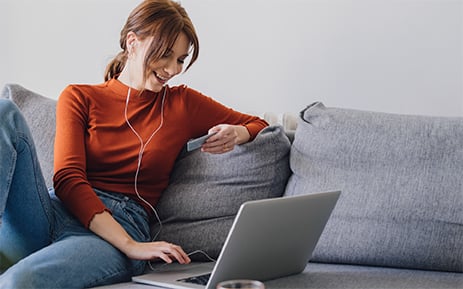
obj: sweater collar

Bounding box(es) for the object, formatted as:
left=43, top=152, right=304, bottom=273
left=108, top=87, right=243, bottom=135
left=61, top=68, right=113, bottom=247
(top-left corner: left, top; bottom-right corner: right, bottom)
left=107, top=78, right=164, bottom=102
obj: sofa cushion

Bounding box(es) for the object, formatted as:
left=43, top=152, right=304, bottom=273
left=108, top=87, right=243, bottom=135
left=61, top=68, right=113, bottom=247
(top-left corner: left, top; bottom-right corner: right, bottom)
left=1, top=84, right=56, bottom=188
left=154, top=125, right=292, bottom=260
left=265, top=262, right=463, bottom=289
left=285, top=102, right=463, bottom=272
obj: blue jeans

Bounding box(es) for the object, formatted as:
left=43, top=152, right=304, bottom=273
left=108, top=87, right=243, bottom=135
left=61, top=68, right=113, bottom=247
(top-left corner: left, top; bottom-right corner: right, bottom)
left=0, top=99, right=150, bottom=288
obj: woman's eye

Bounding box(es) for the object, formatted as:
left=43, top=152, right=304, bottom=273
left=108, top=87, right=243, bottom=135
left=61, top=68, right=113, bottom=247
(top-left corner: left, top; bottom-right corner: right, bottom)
left=178, top=58, right=185, bottom=64
left=162, top=49, right=172, bottom=58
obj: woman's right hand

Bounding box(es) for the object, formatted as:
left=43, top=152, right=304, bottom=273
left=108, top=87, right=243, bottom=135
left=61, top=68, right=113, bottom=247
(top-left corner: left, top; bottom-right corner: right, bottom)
left=89, top=211, right=191, bottom=264
left=123, top=239, right=191, bottom=264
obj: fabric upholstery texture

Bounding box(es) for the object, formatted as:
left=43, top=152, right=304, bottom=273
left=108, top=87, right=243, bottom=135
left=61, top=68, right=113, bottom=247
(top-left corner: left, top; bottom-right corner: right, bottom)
left=154, top=125, right=292, bottom=260
left=264, top=262, right=463, bottom=289
left=1, top=84, right=56, bottom=188
left=285, top=102, right=463, bottom=272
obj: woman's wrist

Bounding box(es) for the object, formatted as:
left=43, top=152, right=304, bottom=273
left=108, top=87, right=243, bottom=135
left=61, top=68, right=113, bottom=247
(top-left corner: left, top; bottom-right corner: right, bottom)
left=234, top=125, right=250, bottom=145
left=89, top=211, right=136, bottom=255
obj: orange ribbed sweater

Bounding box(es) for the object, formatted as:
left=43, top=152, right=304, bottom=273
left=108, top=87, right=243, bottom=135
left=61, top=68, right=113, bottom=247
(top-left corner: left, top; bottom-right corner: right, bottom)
left=53, top=79, right=268, bottom=227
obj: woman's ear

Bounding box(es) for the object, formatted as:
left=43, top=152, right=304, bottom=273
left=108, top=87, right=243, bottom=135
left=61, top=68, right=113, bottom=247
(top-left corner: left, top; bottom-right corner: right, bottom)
left=126, top=31, right=138, bottom=55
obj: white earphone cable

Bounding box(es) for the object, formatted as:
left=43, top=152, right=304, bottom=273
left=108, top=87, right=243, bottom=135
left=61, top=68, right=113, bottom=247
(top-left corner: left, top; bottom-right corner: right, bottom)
left=124, top=86, right=166, bottom=242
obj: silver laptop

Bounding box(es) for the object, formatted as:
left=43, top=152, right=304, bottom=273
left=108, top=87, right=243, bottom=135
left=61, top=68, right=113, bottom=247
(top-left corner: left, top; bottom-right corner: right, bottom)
left=132, top=190, right=341, bottom=289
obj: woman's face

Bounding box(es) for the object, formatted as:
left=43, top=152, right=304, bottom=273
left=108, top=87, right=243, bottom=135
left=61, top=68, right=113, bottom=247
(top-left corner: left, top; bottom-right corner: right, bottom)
left=128, top=32, right=190, bottom=92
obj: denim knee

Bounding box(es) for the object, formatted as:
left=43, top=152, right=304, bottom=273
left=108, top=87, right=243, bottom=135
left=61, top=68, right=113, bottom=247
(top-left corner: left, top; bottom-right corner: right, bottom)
left=0, top=100, right=26, bottom=136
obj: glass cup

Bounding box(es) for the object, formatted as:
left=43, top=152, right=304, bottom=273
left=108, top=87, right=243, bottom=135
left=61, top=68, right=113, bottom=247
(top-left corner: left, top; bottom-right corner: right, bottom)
left=216, top=279, right=265, bottom=289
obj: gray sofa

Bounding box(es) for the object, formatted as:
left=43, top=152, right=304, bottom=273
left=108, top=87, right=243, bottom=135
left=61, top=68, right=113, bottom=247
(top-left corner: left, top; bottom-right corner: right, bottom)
left=1, top=83, right=462, bottom=289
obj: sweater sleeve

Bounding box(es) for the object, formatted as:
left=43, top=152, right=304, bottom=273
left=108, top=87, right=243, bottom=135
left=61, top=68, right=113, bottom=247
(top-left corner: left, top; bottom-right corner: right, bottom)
left=182, top=87, right=268, bottom=140
left=53, top=86, right=109, bottom=228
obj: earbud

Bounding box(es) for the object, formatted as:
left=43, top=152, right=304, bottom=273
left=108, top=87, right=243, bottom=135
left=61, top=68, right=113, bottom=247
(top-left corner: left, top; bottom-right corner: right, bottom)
left=127, top=41, right=136, bottom=55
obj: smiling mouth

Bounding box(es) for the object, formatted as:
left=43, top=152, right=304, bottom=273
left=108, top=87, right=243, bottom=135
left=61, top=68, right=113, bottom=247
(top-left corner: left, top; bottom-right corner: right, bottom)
left=154, top=72, right=169, bottom=84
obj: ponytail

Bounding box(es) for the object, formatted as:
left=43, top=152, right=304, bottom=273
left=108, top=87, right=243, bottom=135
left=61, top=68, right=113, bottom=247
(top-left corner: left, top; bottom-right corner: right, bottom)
left=104, top=51, right=128, bottom=81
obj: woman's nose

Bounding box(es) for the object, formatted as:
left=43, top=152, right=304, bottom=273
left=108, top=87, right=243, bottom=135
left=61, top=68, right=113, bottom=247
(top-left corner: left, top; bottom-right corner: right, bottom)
left=164, top=60, right=182, bottom=76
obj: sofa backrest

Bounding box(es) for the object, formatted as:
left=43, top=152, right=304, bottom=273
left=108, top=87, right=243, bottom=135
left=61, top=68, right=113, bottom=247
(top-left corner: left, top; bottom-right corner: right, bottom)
left=285, top=101, right=463, bottom=272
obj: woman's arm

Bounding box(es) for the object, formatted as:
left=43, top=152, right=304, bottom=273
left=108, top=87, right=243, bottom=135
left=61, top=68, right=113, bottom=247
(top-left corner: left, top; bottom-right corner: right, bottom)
left=89, top=211, right=191, bottom=264
left=180, top=86, right=268, bottom=154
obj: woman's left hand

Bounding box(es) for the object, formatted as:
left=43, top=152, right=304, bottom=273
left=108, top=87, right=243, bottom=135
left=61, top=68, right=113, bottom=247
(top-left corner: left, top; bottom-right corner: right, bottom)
left=201, top=124, right=250, bottom=154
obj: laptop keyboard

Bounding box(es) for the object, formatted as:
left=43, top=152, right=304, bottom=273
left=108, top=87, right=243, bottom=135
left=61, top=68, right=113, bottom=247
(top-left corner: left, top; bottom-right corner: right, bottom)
left=178, top=273, right=211, bottom=286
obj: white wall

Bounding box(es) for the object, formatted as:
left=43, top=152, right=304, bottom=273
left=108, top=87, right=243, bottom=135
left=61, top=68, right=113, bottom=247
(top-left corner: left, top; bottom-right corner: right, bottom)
left=1, top=0, right=462, bottom=117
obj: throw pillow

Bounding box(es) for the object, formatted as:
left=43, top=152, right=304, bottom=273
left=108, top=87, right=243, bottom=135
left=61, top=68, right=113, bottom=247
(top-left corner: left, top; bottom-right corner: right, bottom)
left=285, top=102, right=463, bottom=272
left=154, top=125, right=292, bottom=260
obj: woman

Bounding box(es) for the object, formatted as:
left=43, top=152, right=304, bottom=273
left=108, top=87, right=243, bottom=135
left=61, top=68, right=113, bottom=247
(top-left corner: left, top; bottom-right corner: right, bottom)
left=0, top=0, right=268, bottom=287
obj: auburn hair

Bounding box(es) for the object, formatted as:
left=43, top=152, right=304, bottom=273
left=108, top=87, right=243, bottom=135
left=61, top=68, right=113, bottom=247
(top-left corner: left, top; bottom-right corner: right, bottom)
left=104, top=0, right=199, bottom=82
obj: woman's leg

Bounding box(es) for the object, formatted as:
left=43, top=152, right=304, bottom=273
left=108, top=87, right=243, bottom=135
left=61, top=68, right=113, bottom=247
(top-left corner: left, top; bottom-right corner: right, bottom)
left=0, top=100, right=53, bottom=271
left=0, top=233, right=145, bottom=289
left=0, top=190, right=149, bottom=288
